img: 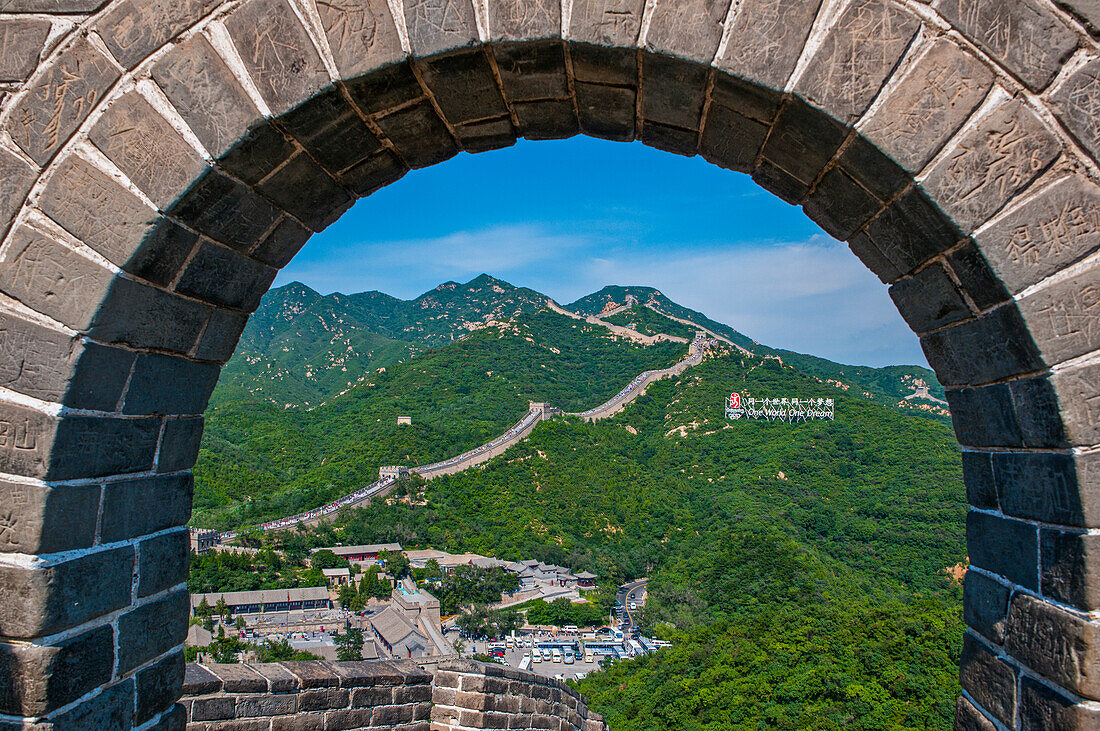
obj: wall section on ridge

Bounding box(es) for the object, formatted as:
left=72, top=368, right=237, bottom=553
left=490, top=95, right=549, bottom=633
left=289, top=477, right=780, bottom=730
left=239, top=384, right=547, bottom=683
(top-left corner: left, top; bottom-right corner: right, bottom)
left=0, top=0, right=1099, bottom=729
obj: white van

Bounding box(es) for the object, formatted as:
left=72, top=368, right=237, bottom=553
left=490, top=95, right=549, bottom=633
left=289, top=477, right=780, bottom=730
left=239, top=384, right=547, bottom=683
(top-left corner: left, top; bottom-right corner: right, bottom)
left=562, top=625, right=579, bottom=633
left=532, top=648, right=542, bottom=662
left=552, top=648, right=562, bottom=663
left=584, top=650, right=594, bottom=663
left=564, top=650, right=575, bottom=664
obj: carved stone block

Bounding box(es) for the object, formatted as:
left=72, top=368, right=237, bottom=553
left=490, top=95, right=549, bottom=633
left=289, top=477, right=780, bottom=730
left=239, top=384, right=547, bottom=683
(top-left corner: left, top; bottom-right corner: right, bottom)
left=1017, top=262, right=1100, bottom=366
left=122, top=352, right=221, bottom=416
left=935, top=0, right=1078, bottom=92
left=169, top=169, right=282, bottom=252
left=699, top=103, right=768, bottom=174
left=95, top=0, right=220, bottom=70
left=418, top=49, right=509, bottom=125
left=1041, top=529, right=1100, bottom=610
left=922, top=100, right=1061, bottom=234
left=374, top=100, right=458, bottom=168
left=568, top=0, right=646, bottom=47
left=513, top=100, right=577, bottom=140
left=860, top=39, right=993, bottom=174
left=644, top=0, right=729, bottom=62
left=404, top=0, right=479, bottom=56
left=152, top=33, right=263, bottom=159
left=314, top=0, right=404, bottom=80
left=0, top=479, right=100, bottom=555
left=1019, top=675, right=1100, bottom=730
left=0, top=17, right=50, bottom=83
left=47, top=412, right=162, bottom=480
left=89, top=91, right=207, bottom=209
left=488, top=0, right=560, bottom=41
left=256, top=152, right=354, bottom=232
left=0, top=146, right=36, bottom=242
left=1051, top=359, right=1100, bottom=447
left=8, top=37, right=120, bottom=165
left=640, top=54, right=708, bottom=130
left=966, top=510, right=1038, bottom=590
left=575, top=82, right=635, bottom=141
left=1005, top=593, right=1100, bottom=700
left=944, top=241, right=1010, bottom=312
left=887, top=261, right=971, bottom=334
left=1051, top=57, right=1100, bottom=164
left=223, top=0, right=331, bottom=116
left=173, top=239, right=277, bottom=312
left=960, top=633, right=1017, bottom=726
left=0, top=624, right=114, bottom=716
left=716, top=0, right=822, bottom=91
left=493, top=41, right=569, bottom=101
left=994, top=451, right=1093, bottom=526
left=795, top=0, right=920, bottom=124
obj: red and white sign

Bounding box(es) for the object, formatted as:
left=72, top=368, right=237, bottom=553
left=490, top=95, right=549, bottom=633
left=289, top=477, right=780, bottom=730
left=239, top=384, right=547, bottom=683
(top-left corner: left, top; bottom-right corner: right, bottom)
left=728, top=393, right=741, bottom=409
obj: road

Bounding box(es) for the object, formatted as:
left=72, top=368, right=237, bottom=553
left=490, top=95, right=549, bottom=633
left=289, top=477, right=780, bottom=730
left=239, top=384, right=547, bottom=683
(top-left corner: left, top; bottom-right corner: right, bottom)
left=616, top=578, right=648, bottom=632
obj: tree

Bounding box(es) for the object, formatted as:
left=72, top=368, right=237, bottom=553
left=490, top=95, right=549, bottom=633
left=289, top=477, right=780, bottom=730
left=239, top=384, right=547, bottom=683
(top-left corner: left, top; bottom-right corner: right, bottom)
left=334, top=629, right=364, bottom=661
left=215, top=597, right=229, bottom=621
left=195, top=596, right=212, bottom=618
left=338, top=584, right=362, bottom=611
left=379, top=550, right=410, bottom=579
left=235, top=616, right=246, bottom=631
left=310, top=549, right=348, bottom=570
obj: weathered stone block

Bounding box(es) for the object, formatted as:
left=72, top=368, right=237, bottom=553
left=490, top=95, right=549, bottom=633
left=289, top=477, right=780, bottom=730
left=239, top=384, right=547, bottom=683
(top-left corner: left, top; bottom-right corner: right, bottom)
left=235, top=692, right=297, bottom=717
left=0, top=624, right=114, bottom=716
left=716, top=0, right=821, bottom=90
left=751, top=161, right=809, bottom=205
left=156, top=416, right=203, bottom=474
left=569, top=0, right=645, bottom=46
left=372, top=702, right=414, bottom=725
left=960, top=633, right=1017, bottom=725
left=138, top=530, right=190, bottom=598
left=117, top=590, right=189, bottom=675
left=256, top=153, right=354, bottom=232
left=858, top=188, right=961, bottom=277
left=326, top=706, right=374, bottom=730
left=174, top=239, right=277, bottom=312
left=888, top=262, right=971, bottom=334
left=1004, top=592, right=1100, bottom=700
left=795, top=0, right=920, bottom=124
left=956, top=695, right=997, bottom=730
left=250, top=215, right=312, bottom=268
left=944, top=242, right=1010, bottom=312
left=922, top=100, right=1061, bottom=234
left=170, top=169, right=282, bottom=252
left=314, top=0, right=404, bottom=80
left=281, top=661, right=340, bottom=688
left=994, top=451, right=1092, bottom=526
left=1041, top=529, right=1100, bottom=610
left=36, top=677, right=134, bottom=731
left=803, top=168, right=882, bottom=241
left=575, top=82, right=635, bottom=141
left=761, top=99, right=847, bottom=186
left=0, top=479, right=100, bottom=555
left=344, top=62, right=425, bottom=116
left=966, top=510, right=1037, bottom=590
left=514, top=100, right=578, bottom=140
left=1052, top=359, right=1100, bottom=447
left=190, top=695, right=235, bottom=721
left=299, top=688, right=349, bottom=711
left=946, top=384, right=1024, bottom=448
left=404, top=0, right=479, bottom=56
left=271, top=712, right=325, bottom=730
left=569, top=42, right=636, bottom=86
left=860, top=39, right=993, bottom=174
left=488, top=0, right=560, bottom=40
left=640, top=54, right=708, bottom=130
left=640, top=122, right=697, bottom=157
left=921, top=305, right=1045, bottom=387
left=338, top=149, right=409, bottom=197
left=836, top=135, right=909, bottom=204
left=276, top=89, right=381, bottom=173
left=0, top=17, right=50, bottom=83
left=223, top=0, right=330, bottom=115
left=152, top=34, right=263, bottom=159
left=195, top=309, right=249, bottom=364
left=252, top=663, right=299, bottom=693
left=216, top=123, right=296, bottom=188
left=699, top=103, right=768, bottom=174
left=49, top=413, right=161, bottom=482
left=963, top=451, right=998, bottom=510
left=964, top=570, right=1010, bottom=643
left=710, top=72, right=782, bottom=126
left=96, top=0, right=218, bottom=69
left=0, top=146, right=36, bottom=242
left=122, top=352, right=220, bottom=416
left=935, top=0, right=1078, bottom=92
left=0, top=545, right=133, bottom=638
left=99, top=474, right=194, bottom=543
left=493, top=41, right=569, bottom=101
left=135, top=652, right=185, bottom=725
left=89, top=91, right=208, bottom=210
left=9, top=37, right=120, bottom=165
left=206, top=664, right=269, bottom=693
left=644, top=0, right=729, bottom=61
left=455, top=116, right=517, bottom=152
left=183, top=664, right=221, bottom=696
left=1007, top=376, right=1066, bottom=449
left=374, top=100, right=458, bottom=169
left=1019, top=674, right=1100, bottom=729
left=1017, top=262, right=1100, bottom=366
left=419, top=49, right=510, bottom=125
left=1051, top=56, right=1100, bottom=163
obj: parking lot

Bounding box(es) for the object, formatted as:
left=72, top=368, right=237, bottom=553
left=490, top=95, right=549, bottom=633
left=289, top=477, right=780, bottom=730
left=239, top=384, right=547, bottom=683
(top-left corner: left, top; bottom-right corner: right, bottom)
left=465, top=638, right=607, bottom=681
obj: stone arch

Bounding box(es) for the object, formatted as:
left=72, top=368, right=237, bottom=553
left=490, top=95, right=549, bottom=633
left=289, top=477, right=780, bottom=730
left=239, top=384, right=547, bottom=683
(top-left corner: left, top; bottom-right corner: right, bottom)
left=0, top=0, right=1098, bottom=728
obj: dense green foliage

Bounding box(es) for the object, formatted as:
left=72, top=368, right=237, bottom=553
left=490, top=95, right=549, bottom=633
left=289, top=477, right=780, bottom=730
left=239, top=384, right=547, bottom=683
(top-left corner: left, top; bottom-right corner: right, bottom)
left=602, top=307, right=697, bottom=340
left=520, top=597, right=608, bottom=627
left=424, top=565, right=521, bottom=614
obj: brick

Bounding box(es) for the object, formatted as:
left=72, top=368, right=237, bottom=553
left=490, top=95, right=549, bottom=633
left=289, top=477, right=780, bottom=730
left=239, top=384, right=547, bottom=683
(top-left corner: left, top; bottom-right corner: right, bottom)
left=277, top=91, right=383, bottom=176
left=960, top=633, right=1017, bottom=725
left=156, top=416, right=204, bottom=473
left=338, top=149, right=409, bottom=197
left=182, top=664, right=222, bottom=696
left=492, top=41, right=569, bottom=101
left=935, top=0, right=1078, bottom=92
left=921, top=305, right=1044, bottom=387
left=0, top=545, right=133, bottom=638
left=699, top=103, right=768, bottom=174
left=962, top=451, right=998, bottom=510
left=250, top=215, right=312, bottom=268
left=944, top=241, right=1010, bottom=312
left=170, top=169, right=283, bottom=252
left=235, top=692, right=297, bottom=717
left=36, top=677, right=134, bottom=731
left=0, top=146, right=36, bottom=242
left=640, top=54, right=708, bottom=130
left=152, top=34, right=263, bottom=159
left=96, top=0, right=218, bottom=69
left=716, top=0, right=821, bottom=90
left=216, top=124, right=296, bottom=189
left=271, top=713, right=324, bottom=731
left=344, top=62, right=424, bottom=116
left=99, top=474, right=194, bottom=543
left=835, top=135, right=909, bottom=203
left=0, top=624, right=114, bottom=715
left=644, top=0, right=729, bottom=61
left=174, top=240, right=277, bottom=312
left=371, top=703, right=414, bottom=725
left=1052, top=359, right=1100, bottom=447
left=751, top=161, right=809, bottom=204
left=191, top=695, right=236, bottom=721
left=251, top=662, right=299, bottom=693
left=315, top=0, right=404, bottom=80
left=93, top=277, right=212, bottom=354
left=256, top=153, right=354, bottom=232
left=569, top=42, right=636, bottom=86
left=922, top=100, right=1061, bottom=234
left=1051, top=56, right=1100, bottom=163
left=0, top=17, right=50, bottom=83
left=1005, top=593, right=1100, bottom=700
left=9, top=37, right=120, bottom=165
left=1005, top=376, right=1066, bottom=449
left=404, top=0, right=479, bottom=55
left=761, top=99, right=847, bottom=186
left=1018, top=262, right=1100, bottom=366
left=0, top=0, right=107, bottom=9
left=514, top=100, right=578, bottom=140
left=138, top=530, right=190, bottom=598
left=42, top=412, right=162, bottom=481
left=849, top=232, right=902, bottom=283
left=1019, top=674, right=1100, bottom=729
left=1041, top=529, right=1100, bottom=610
left=136, top=652, right=185, bottom=724
left=795, top=0, right=920, bottom=124
left=420, top=50, right=509, bottom=125
left=860, top=38, right=993, bottom=174
left=123, top=352, right=220, bottom=416
left=575, top=82, right=635, bottom=141
left=803, top=168, right=882, bottom=241
left=89, top=91, right=208, bottom=209
left=488, top=0, right=560, bottom=40
left=966, top=510, right=1037, bottom=590
left=945, top=384, right=1025, bottom=448
left=858, top=188, right=963, bottom=277
left=195, top=309, right=249, bottom=363
left=994, top=451, right=1091, bottom=525
left=151, top=702, right=187, bottom=731
left=223, top=0, right=330, bottom=116
left=888, top=262, right=971, bottom=333
left=640, top=122, right=697, bottom=157
left=964, top=570, right=1010, bottom=644
left=375, top=100, right=458, bottom=169
left=324, top=706, right=374, bottom=730
left=298, top=688, right=348, bottom=711
left=454, top=116, right=517, bottom=152
left=0, top=479, right=100, bottom=555
left=280, top=661, right=339, bottom=688
left=117, top=590, right=189, bottom=675
left=332, top=660, right=408, bottom=687
left=568, top=0, right=646, bottom=47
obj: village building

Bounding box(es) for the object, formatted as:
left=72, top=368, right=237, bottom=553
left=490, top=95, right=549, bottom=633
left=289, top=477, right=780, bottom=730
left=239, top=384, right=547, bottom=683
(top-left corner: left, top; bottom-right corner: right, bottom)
left=322, top=567, right=351, bottom=588
left=369, top=605, right=430, bottom=659
left=314, top=543, right=403, bottom=564
left=189, top=528, right=219, bottom=555
left=190, top=587, right=330, bottom=616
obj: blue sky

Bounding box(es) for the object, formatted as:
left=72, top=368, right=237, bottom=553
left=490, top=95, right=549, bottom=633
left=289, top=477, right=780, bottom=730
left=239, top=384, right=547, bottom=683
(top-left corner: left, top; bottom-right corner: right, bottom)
left=277, top=136, right=926, bottom=368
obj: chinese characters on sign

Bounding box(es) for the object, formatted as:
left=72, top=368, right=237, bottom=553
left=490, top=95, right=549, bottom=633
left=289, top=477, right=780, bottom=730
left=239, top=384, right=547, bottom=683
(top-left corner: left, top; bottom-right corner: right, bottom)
left=725, top=393, right=835, bottom=422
